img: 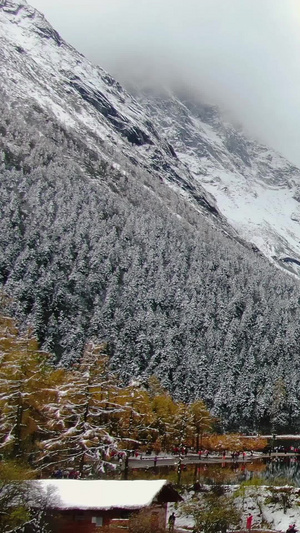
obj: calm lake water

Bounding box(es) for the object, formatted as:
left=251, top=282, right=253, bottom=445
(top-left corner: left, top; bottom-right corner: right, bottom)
left=118, top=457, right=300, bottom=486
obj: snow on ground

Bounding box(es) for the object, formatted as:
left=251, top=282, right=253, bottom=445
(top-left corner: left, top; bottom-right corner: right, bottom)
left=169, top=485, right=300, bottom=532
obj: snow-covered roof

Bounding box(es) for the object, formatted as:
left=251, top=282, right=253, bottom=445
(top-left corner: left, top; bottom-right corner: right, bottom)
left=38, top=479, right=170, bottom=511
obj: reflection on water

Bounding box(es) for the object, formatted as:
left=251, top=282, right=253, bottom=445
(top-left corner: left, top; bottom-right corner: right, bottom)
left=127, top=461, right=262, bottom=486
left=263, top=457, right=300, bottom=486
left=124, top=457, right=300, bottom=487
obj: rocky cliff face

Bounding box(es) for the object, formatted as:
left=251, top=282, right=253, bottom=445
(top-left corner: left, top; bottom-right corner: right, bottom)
left=0, top=0, right=225, bottom=226
left=131, top=87, right=300, bottom=274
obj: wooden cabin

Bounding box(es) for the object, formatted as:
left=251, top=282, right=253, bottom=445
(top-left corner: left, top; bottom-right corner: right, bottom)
left=37, top=479, right=182, bottom=532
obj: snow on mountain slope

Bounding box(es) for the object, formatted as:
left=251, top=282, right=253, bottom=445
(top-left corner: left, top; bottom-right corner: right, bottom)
left=5, top=1, right=300, bottom=429
left=1, top=0, right=300, bottom=275
left=0, top=0, right=224, bottom=228
left=132, top=90, right=300, bottom=274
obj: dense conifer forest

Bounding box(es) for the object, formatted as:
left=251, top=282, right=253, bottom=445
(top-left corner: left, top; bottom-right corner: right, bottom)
left=2, top=89, right=300, bottom=432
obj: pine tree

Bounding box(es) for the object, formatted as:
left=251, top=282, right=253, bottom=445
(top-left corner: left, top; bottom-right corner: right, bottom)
left=151, top=391, right=179, bottom=451
left=0, top=313, right=60, bottom=461
left=37, top=342, right=126, bottom=475
left=113, top=385, right=156, bottom=451
left=189, top=400, right=214, bottom=451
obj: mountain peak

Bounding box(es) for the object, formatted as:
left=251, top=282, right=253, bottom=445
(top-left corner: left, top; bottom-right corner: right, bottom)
left=0, top=0, right=64, bottom=47
left=1, top=0, right=28, bottom=11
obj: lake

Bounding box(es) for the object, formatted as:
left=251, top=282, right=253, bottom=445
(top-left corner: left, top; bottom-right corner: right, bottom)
left=119, top=456, right=300, bottom=487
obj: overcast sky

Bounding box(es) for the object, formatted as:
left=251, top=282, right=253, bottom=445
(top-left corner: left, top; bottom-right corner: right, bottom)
left=29, top=0, right=300, bottom=166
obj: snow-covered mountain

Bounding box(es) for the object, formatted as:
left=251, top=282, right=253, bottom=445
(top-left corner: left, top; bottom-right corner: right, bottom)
left=2, top=0, right=300, bottom=274
left=3, top=0, right=300, bottom=431
left=130, top=88, right=300, bottom=274
left=0, top=0, right=227, bottom=227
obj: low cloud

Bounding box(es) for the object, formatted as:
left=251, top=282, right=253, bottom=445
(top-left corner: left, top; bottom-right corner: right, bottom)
left=31, top=0, right=300, bottom=165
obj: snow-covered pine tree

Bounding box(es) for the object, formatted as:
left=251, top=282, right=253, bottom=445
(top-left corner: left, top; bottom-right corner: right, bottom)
left=0, top=313, right=60, bottom=460
left=37, top=342, right=127, bottom=475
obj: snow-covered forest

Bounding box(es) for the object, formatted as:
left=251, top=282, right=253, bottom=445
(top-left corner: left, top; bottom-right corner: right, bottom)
left=1, top=88, right=300, bottom=433
left=3, top=0, right=300, bottom=434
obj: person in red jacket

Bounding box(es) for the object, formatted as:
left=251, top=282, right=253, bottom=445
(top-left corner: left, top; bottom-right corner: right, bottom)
left=246, top=514, right=253, bottom=531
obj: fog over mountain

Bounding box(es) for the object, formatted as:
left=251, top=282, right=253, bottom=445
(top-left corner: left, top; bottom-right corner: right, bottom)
left=30, top=0, right=300, bottom=166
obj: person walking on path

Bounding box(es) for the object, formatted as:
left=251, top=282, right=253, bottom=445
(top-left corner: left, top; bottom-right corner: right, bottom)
left=168, top=512, right=176, bottom=532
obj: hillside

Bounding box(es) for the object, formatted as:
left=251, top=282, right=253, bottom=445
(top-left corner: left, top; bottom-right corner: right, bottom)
left=130, top=86, right=300, bottom=274
left=1, top=0, right=300, bottom=432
